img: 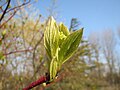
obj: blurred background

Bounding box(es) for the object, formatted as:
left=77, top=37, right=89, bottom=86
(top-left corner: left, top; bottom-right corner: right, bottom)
left=0, top=0, right=120, bottom=90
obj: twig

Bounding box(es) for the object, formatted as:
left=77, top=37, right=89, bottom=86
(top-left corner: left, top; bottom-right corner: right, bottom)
left=32, top=33, right=44, bottom=74
left=23, top=71, right=66, bottom=90
left=44, top=72, right=66, bottom=88
left=3, top=48, right=33, bottom=56
left=0, top=10, right=16, bottom=28
left=0, top=0, right=31, bottom=28
left=0, top=0, right=11, bottom=23
left=6, top=0, right=31, bottom=13
left=23, top=74, right=50, bottom=90
left=0, top=2, right=7, bottom=12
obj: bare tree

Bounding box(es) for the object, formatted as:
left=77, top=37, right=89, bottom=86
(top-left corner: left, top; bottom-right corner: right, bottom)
left=89, top=32, right=102, bottom=78
left=100, top=30, right=116, bottom=84
left=47, top=0, right=59, bottom=19
left=0, top=0, right=31, bottom=28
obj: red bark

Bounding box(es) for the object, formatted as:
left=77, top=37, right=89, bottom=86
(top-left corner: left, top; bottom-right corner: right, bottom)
left=23, top=74, right=50, bottom=90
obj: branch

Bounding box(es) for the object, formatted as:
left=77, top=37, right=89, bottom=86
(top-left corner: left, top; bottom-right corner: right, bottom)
left=3, top=48, right=33, bottom=56
left=0, top=2, right=7, bottom=12
left=32, top=34, right=44, bottom=72
left=44, top=73, right=65, bottom=88
left=6, top=0, right=31, bottom=13
left=0, top=0, right=31, bottom=28
left=0, top=10, right=16, bottom=28
left=0, top=0, right=11, bottom=23
left=23, top=74, right=50, bottom=90
left=23, top=71, right=66, bottom=90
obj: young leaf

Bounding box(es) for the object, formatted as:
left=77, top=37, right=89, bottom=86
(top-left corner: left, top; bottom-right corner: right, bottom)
left=58, top=28, right=83, bottom=65
left=44, top=17, right=59, bottom=59
left=59, top=23, right=69, bottom=47
left=50, top=58, right=58, bottom=81
left=2, top=30, right=6, bottom=39
left=59, top=23, right=69, bottom=36
left=0, top=52, right=4, bottom=60
left=44, top=17, right=59, bottom=81
left=44, top=16, right=84, bottom=82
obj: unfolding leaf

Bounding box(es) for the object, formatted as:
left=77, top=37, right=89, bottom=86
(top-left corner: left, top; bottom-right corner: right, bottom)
left=58, top=28, right=83, bottom=65
left=44, top=17, right=84, bottom=82
left=44, top=17, right=59, bottom=60
left=59, top=23, right=69, bottom=36
left=0, top=52, right=4, bottom=60
left=1, top=30, right=6, bottom=40
left=59, top=23, right=70, bottom=47
left=44, top=17, right=59, bottom=81
left=50, top=58, right=58, bottom=81
left=2, top=30, right=6, bottom=36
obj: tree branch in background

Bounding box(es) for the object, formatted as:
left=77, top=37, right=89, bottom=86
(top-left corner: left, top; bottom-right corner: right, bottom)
left=0, top=0, right=11, bottom=23
left=6, top=0, right=31, bottom=13
left=0, top=2, right=7, bottom=12
left=69, top=18, right=80, bottom=32
left=3, top=48, right=33, bottom=56
left=0, top=0, right=31, bottom=28
left=0, top=10, right=16, bottom=28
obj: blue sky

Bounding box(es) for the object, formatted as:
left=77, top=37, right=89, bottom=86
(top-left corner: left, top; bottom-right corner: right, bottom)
left=35, top=0, right=120, bottom=36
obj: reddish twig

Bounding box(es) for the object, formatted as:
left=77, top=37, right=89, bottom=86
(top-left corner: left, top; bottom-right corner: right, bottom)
left=0, top=10, right=16, bottom=28
left=39, top=72, right=66, bottom=90
left=45, top=72, right=66, bottom=88
left=23, top=74, right=50, bottom=90
left=23, top=71, right=67, bottom=90
left=3, top=48, right=33, bottom=56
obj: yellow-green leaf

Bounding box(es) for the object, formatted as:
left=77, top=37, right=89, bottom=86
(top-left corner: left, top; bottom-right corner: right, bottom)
left=44, top=17, right=59, bottom=60
left=50, top=58, right=58, bottom=81
left=58, top=28, right=83, bottom=65
left=59, top=23, right=69, bottom=36
left=0, top=52, right=4, bottom=60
